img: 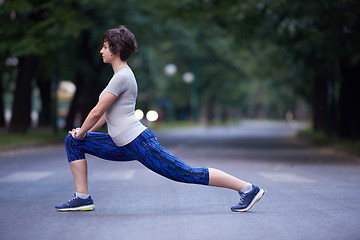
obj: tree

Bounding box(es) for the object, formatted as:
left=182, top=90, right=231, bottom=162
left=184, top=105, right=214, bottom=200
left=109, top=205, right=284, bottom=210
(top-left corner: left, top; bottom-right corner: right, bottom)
left=0, top=0, right=88, bottom=132
left=156, top=0, right=360, bottom=140
left=256, top=0, right=360, bottom=138
left=2, top=0, right=358, bottom=141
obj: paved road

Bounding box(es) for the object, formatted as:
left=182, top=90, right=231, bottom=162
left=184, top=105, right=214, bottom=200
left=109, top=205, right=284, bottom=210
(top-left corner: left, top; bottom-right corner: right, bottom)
left=0, top=120, right=359, bottom=240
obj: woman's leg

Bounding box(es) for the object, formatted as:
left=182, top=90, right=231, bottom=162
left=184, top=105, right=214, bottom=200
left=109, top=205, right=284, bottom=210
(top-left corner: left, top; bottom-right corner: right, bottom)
left=124, top=129, right=248, bottom=190
left=69, top=159, right=89, bottom=194
left=64, top=132, right=134, bottom=194
left=208, top=168, right=247, bottom=191
left=56, top=132, right=136, bottom=211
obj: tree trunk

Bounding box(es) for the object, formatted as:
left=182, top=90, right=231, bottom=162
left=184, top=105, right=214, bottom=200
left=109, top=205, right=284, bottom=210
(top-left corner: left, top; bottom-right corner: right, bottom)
left=0, top=77, right=5, bottom=127
left=64, top=71, right=101, bottom=130
left=79, top=78, right=99, bottom=123
left=64, top=30, right=104, bottom=129
left=36, top=76, right=52, bottom=126
left=9, top=56, right=38, bottom=133
left=312, top=66, right=339, bottom=136
left=204, top=97, right=215, bottom=125
left=65, top=72, right=82, bottom=130
left=312, top=70, right=328, bottom=133
left=338, top=61, right=360, bottom=140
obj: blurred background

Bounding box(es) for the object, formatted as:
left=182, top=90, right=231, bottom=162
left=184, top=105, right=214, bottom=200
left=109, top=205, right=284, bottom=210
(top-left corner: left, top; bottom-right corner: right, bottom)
left=0, top=0, right=359, bottom=144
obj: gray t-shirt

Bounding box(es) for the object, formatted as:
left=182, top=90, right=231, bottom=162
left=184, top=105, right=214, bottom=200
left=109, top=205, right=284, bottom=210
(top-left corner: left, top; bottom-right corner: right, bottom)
left=100, top=65, right=146, bottom=146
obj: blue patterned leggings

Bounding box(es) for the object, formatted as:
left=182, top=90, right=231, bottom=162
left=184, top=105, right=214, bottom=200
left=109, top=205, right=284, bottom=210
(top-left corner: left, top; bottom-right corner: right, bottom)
left=64, top=129, right=209, bottom=185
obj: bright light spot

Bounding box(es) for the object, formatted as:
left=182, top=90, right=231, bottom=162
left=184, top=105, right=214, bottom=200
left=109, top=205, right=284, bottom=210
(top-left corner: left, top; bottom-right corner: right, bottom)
left=57, top=81, right=76, bottom=100
left=5, top=57, right=18, bottom=67
left=146, top=110, right=159, bottom=122
left=164, top=64, right=177, bottom=76
left=59, top=81, right=76, bottom=94
left=182, top=72, right=195, bottom=83
left=134, top=109, right=144, bottom=120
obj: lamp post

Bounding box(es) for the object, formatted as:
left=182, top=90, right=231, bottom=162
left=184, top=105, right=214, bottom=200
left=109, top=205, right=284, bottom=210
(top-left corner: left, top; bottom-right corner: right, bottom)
left=163, top=64, right=178, bottom=121
left=182, top=72, right=197, bottom=121
left=164, top=63, right=198, bottom=121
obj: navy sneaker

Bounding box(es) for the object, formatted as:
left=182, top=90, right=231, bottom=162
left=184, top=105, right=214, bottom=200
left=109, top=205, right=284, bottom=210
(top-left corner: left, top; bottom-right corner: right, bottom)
left=231, top=184, right=264, bottom=212
left=55, top=194, right=95, bottom=211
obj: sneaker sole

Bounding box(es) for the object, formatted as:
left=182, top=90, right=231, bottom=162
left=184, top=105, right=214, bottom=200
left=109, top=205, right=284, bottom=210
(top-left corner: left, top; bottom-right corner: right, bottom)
left=56, top=204, right=95, bottom=212
left=231, top=189, right=265, bottom=212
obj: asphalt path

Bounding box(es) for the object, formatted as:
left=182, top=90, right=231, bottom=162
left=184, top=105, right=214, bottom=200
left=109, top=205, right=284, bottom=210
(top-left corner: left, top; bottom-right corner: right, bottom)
left=0, top=120, right=359, bottom=240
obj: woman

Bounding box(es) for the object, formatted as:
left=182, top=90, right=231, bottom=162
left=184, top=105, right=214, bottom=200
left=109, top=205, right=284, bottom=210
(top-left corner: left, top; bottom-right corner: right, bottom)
left=55, top=26, right=264, bottom=212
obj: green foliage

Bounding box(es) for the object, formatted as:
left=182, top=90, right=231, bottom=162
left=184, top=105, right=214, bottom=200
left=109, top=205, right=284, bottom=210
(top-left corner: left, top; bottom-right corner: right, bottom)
left=0, top=128, right=66, bottom=147
left=1, top=0, right=359, bottom=137
left=0, top=0, right=89, bottom=57
left=299, top=128, right=360, bottom=154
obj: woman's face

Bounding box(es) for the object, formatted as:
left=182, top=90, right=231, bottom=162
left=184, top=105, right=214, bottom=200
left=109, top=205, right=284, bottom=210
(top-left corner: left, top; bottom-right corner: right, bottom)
left=100, top=41, right=118, bottom=63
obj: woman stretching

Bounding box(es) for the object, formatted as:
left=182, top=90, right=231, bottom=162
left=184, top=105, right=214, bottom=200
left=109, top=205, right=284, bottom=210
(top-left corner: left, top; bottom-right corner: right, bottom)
left=55, top=26, right=264, bottom=212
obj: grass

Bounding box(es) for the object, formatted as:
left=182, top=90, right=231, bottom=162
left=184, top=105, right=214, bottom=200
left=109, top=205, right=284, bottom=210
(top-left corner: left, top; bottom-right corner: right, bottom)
left=298, top=128, right=360, bottom=155
left=5, top=122, right=359, bottom=156
left=0, top=121, right=200, bottom=148
left=0, top=128, right=67, bottom=148
left=150, top=121, right=200, bottom=130
left=0, top=119, right=241, bottom=148
left=151, top=119, right=242, bottom=129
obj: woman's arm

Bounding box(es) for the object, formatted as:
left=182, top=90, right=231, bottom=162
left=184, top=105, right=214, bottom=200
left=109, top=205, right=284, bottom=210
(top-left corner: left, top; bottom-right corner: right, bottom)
left=88, top=114, right=106, bottom=132
left=71, top=92, right=117, bottom=140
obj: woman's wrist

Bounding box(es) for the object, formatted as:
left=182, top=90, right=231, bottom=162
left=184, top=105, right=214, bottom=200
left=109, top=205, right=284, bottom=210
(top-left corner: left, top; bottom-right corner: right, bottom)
left=69, top=128, right=86, bottom=140
left=74, top=130, right=86, bottom=140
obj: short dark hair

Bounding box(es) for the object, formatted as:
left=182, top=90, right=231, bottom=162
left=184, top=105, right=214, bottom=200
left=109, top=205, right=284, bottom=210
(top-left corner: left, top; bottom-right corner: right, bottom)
left=102, top=25, right=137, bottom=61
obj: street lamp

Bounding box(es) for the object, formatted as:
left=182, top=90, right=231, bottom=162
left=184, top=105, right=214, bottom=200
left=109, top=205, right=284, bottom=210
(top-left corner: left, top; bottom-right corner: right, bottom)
left=5, top=57, right=19, bottom=67
left=164, top=63, right=177, bottom=77
left=182, top=72, right=197, bottom=121
left=164, top=64, right=198, bottom=121
left=182, top=72, right=195, bottom=84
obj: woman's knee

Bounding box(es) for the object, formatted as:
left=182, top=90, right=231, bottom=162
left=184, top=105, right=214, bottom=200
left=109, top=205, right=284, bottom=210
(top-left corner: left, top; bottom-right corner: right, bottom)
left=157, top=164, right=209, bottom=185
left=64, top=134, right=85, bottom=162
left=187, top=167, right=210, bottom=185
left=64, top=133, right=73, bottom=144
left=64, top=134, right=76, bottom=150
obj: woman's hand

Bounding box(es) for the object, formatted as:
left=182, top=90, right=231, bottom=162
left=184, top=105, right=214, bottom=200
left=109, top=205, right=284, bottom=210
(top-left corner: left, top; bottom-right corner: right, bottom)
left=69, top=128, right=86, bottom=140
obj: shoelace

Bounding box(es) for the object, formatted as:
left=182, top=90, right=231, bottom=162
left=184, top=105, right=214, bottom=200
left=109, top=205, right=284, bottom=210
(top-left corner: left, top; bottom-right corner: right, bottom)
left=238, top=192, right=246, bottom=204
left=68, top=195, right=78, bottom=202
